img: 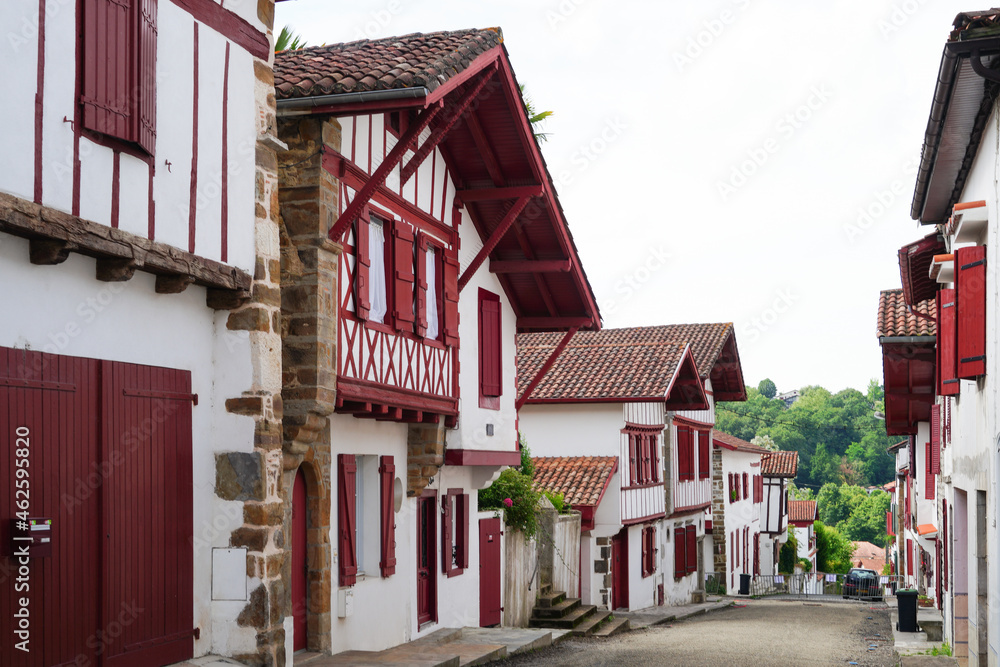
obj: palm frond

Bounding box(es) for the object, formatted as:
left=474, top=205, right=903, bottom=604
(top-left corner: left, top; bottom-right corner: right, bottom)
left=275, top=26, right=307, bottom=53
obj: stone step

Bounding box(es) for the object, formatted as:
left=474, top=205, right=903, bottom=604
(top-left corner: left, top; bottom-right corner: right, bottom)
left=532, top=597, right=580, bottom=618
left=592, top=616, right=631, bottom=638
left=536, top=590, right=566, bottom=608
left=530, top=604, right=597, bottom=629
left=539, top=582, right=553, bottom=596
left=571, top=609, right=612, bottom=637
left=323, top=650, right=459, bottom=667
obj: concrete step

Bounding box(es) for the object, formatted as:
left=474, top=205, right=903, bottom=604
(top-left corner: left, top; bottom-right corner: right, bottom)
left=530, top=604, right=597, bottom=629
left=571, top=609, right=612, bottom=636
left=592, top=616, right=631, bottom=638
left=536, top=590, right=567, bottom=608
left=533, top=597, right=580, bottom=618
left=320, top=650, right=459, bottom=667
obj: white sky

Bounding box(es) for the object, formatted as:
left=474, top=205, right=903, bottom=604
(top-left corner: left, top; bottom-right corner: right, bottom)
left=276, top=0, right=974, bottom=396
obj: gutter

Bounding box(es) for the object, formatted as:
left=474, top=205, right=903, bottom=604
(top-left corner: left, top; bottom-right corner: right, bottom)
left=276, top=87, right=429, bottom=115
left=878, top=336, right=936, bottom=344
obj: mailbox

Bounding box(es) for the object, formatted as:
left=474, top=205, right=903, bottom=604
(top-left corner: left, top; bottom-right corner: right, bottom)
left=10, top=518, right=53, bottom=558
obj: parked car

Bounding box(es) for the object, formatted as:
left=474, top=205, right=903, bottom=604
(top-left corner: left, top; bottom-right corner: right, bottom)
left=843, top=568, right=882, bottom=600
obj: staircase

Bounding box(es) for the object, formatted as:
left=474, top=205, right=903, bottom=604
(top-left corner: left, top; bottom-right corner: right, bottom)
left=529, top=583, right=630, bottom=637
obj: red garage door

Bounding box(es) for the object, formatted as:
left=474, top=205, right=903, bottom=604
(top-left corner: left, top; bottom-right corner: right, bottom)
left=0, top=347, right=194, bottom=666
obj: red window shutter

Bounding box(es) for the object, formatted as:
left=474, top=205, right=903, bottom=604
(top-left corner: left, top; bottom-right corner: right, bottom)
left=415, top=235, right=429, bottom=336
left=686, top=525, right=697, bottom=574
left=753, top=533, right=760, bottom=575
left=886, top=510, right=894, bottom=537
left=641, top=528, right=649, bottom=577
left=81, top=0, right=132, bottom=142
left=442, top=252, right=460, bottom=346
left=441, top=494, right=454, bottom=575
left=734, top=474, right=740, bottom=501
left=642, top=436, right=652, bottom=483
left=392, top=224, right=415, bottom=332
left=628, top=434, right=638, bottom=486
left=906, top=538, right=913, bottom=577
left=730, top=532, right=735, bottom=572
left=649, top=526, right=657, bottom=575
left=937, top=289, right=960, bottom=396
left=479, top=292, right=502, bottom=400
left=955, top=246, right=986, bottom=378
left=742, top=472, right=749, bottom=500
left=678, top=426, right=693, bottom=481
left=354, top=208, right=371, bottom=320
left=651, top=434, right=661, bottom=483
left=698, top=430, right=710, bottom=479
left=338, top=454, right=358, bottom=586
left=674, top=528, right=685, bottom=578
left=379, top=456, right=396, bottom=577
left=942, top=503, right=948, bottom=591
left=136, top=0, right=157, bottom=154
left=728, top=473, right=734, bottom=503
left=930, top=405, right=941, bottom=474
left=925, top=442, right=935, bottom=500
left=457, top=493, right=470, bottom=569
left=744, top=528, right=748, bottom=572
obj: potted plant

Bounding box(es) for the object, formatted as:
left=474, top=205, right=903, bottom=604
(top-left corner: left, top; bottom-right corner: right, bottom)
left=917, top=594, right=935, bottom=608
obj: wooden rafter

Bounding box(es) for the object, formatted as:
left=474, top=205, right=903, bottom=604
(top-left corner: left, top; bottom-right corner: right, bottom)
left=327, top=101, right=443, bottom=242
left=517, top=316, right=594, bottom=329
left=399, top=64, right=497, bottom=185
left=515, top=327, right=577, bottom=411
left=465, top=111, right=505, bottom=186
left=457, top=195, right=532, bottom=291
left=489, top=260, right=571, bottom=274
left=457, top=185, right=542, bottom=203
left=509, top=222, right=558, bottom=316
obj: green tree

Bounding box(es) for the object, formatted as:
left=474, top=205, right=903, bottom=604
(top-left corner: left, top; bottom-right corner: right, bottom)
left=837, top=490, right=891, bottom=545
left=758, top=378, right=777, bottom=399
left=814, top=520, right=855, bottom=573
left=275, top=26, right=307, bottom=52
left=778, top=527, right=799, bottom=574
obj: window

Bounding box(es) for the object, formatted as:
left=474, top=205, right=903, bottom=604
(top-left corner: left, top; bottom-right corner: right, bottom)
left=674, top=525, right=697, bottom=579
left=80, top=0, right=157, bottom=154
left=423, top=245, right=440, bottom=339
left=641, top=525, right=657, bottom=577
left=368, top=219, right=388, bottom=323
left=734, top=473, right=740, bottom=501
left=936, top=289, right=959, bottom=396
left=728, top=473, right=734, bottom=503
left=925, top=441, right=935, bottom=501
left=676, top=424, right=695, bottom=481
left=339, top=454, right=396, bottom=584
left=626, top=427, right=661, bottom=486
left=442, top=489, right=469, bottom=577
left=742, top=472, right=749, bottom=500
left=478, top=289, right=502, bottom=409
left=698, top=430, right=710, bottom=479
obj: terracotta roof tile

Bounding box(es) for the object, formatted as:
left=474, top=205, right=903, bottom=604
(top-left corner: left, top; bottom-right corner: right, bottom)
left=951, top=9, right=1000, bottom=40
left=713, top=431, right=771, bottom=455
left=516, top=323, right=735, bottom=402
left=877, top=289, right=935, bottom=338
left=788, top=500, right=817, bottom=523
left=532, top=456, right=617, bottom=507
left=275, top=28, right=503, bottom=99
left=850, top=540, right=886, bottom=573
left=761, top=450, right=798, bottom=478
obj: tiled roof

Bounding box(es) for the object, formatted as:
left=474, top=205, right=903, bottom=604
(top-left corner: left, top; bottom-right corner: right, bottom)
left=713, top=431, right=771, bottom=455
left=877, top=289, right=935, bottom=338
left=788, top=500, right=817, bottom=523
left=851, top=540, right=886, bottom=573
left=275, top=28, right=503, bottom=99
left=917, top=523, right=938, bottom=536
left=761, top=450, right=798, bottom=478
left=516, top=328, right=689, bottom=401
left=532, top=456, right=617, bottom=507
left=951, top=9, right=1000, bottom=40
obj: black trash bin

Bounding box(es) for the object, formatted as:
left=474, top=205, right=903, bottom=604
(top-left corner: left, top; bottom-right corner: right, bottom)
left=897, top=589, right=919, bottom=632
left=739, top=573, right=751, bottom=595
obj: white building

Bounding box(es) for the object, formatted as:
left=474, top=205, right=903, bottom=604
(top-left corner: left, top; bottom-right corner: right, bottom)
left=757, top=451, right=798, bottom=576
left=519, top=323, right=747, bottom=610
left=787, top=500, right=817, bottom=572
left=0, top=1, right=282, bottom=664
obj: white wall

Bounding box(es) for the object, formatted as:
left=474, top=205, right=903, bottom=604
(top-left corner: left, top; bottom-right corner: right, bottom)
left=720, top=449, right=762, bottom=585
left=0, top=236, right=258, bottom=656
left=519, top=403, right=626, bottom=457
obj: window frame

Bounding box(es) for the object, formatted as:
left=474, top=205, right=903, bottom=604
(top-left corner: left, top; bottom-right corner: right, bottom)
left=442, top=488, right=469, bottom=577
left=478, top=288, right=502, bottom=409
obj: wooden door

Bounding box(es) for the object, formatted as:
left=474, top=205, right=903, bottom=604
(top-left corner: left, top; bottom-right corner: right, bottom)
left=611, top=528, right=629, bottom=610
left=416, top=494, right=437, bottom=626
left=292, top=467, right=308, bottom=651
left=479, top=518, right=502, bottom=626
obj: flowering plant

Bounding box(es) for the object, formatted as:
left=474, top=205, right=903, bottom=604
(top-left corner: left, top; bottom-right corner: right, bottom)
left=502, top=498, right=513, bottom=508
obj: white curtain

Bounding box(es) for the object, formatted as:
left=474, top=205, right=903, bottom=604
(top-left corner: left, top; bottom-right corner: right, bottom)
left=369, top=220, right=387, bottom=323
left=426, top=247, right=439, bottom=339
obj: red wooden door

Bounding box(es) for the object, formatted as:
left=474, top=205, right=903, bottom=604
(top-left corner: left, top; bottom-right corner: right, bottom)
left=0, top=348, right=194, bottom=667
left=611, top=528, right=629, bottom=610
left=1, top=348, right=101, bottom=667
left=478, top=518, right=502, bottom=626
left=416, top=495, right=437, bottom=626
left=292, top=467, right=308, bottom=650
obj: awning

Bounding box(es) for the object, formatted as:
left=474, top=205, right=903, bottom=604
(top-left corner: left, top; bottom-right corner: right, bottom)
left=898, top=232, right=945, bottom=307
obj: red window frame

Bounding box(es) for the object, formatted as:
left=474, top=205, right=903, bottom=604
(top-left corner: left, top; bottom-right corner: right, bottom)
left=698, top=430, right=710, bottom=479
left=478, top=289, right=502, bottom=409
left=441, top=488, right=469, bottom=577
left=625, top=427, right=662, bottom=487
left=641, top=525, right=657, bottom=578
left=415, top=233, right=445, bottom=342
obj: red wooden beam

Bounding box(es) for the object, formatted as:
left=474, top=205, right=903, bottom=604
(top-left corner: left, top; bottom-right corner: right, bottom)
left=328, top=101, right=443, bottom=242
left=490, top=260, right=571, bottom=274
left=515, top=327, right=577, bottom=411
left=517, top=317, right=594, bottom=330
left=465, top=110, right=505, bottom=186
left=509, top=222, right=559, bottom=317
left=400, top=64, right=497, bottom=185
left=457, top=195, right=532, bottom=291
left=457, top=185, right=543, bottom=203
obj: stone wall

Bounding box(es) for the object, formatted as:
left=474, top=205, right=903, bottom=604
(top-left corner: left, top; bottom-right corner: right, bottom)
left=214, top=3, right=288, bottom=664
left=711, top=447, right=728, bottom=580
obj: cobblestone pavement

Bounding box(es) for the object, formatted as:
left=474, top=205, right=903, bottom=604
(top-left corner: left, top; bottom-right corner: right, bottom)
left=496, top=598, right=896, bottom=666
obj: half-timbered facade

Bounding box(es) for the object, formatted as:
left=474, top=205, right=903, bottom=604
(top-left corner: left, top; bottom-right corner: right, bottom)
left=0, top=1, right=283, bottom=665
left=518, top=323, right=746, bottom=609
left=758, top=450, right=797, bottom=576
left=274, top=28, right=600, bottom=657
left=788, top=500, right=817, bottom=573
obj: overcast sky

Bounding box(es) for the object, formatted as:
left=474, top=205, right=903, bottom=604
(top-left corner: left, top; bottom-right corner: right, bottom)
left=276, top=0, right=973, bottom=396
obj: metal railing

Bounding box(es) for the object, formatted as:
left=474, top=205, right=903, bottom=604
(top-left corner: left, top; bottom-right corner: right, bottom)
left=705, top=572, right=906, bottom=600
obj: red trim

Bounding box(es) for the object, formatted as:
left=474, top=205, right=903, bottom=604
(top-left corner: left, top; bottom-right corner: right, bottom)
left=444, top=449, right=520, bottom=467
left=459, top=196, right=532, bottom=291
left=524, top=396, right=676, bottom=405
left=668, top=502, right=711, bottom=519
left=169, top=0, right=269, bottom=59
left=188, top=22, right=199, bottom=253
left=33, top=0, right=45, bottom=203
left=671, top=415, right=714, bottom=428
left=622, top=511, right=666, bottom=526
left=220, top=42, right=230, bottom=262
left=72, top=0, right=82, bottom=216
left=516, top=327, right=575, bottom=411
left=110, top=151, right=120, bottom=228
left=147, top=162, right=155, bottom=239
left=621, top=482, right=664, bottom=491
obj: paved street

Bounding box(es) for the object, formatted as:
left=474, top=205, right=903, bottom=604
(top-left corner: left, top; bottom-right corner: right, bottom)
left=498, top=599, right=896, bottom=666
